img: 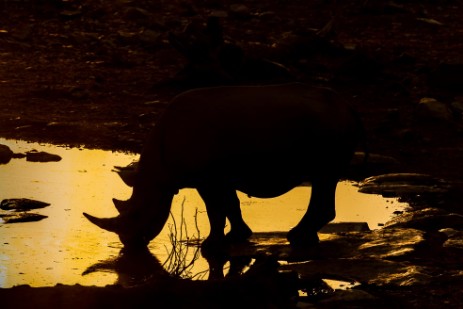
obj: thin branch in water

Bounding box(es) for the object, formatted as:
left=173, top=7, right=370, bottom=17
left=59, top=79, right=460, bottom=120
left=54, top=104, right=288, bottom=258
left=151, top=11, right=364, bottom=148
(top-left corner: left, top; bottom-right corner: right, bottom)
left=162, top=197, right=204, bottom=279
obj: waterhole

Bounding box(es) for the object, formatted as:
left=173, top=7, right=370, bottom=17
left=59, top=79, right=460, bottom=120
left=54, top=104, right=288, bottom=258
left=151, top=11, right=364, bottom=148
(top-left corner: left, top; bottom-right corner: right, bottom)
left=0, top=138, right=408, bottom=287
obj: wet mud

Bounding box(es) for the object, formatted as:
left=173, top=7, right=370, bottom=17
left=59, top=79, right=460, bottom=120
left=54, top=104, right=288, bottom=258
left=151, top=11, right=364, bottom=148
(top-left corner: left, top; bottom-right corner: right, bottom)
left=1, top=141, right=462, bottom=308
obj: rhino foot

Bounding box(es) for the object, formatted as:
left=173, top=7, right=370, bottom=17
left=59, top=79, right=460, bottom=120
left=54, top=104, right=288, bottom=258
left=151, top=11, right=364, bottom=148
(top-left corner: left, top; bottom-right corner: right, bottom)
left=287, top=228, right=320, bottom=247
left=201, top=235, right=229, bottom=257
left=225, top=225, right=253, bottom=243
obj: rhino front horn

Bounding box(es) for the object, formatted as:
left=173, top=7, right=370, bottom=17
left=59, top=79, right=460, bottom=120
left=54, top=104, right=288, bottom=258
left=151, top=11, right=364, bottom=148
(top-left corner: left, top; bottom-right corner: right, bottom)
left=83, top=212, right=121, bottom=233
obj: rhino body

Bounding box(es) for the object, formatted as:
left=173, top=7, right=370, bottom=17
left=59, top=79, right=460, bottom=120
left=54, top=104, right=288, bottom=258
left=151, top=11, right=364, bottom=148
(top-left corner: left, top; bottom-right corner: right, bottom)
left=84, top=83, right=362, bottom=248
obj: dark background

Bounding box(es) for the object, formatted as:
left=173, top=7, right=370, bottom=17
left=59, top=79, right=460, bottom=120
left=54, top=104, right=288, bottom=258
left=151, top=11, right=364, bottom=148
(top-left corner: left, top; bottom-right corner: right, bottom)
left=1, top=0, right=462, bottom=181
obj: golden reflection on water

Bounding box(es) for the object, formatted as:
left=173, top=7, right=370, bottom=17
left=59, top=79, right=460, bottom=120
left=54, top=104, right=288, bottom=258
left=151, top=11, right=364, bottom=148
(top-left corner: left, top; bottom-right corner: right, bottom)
left=0, top=139, right=407, bottom=288
left=0, top=139, right=134, bottom=287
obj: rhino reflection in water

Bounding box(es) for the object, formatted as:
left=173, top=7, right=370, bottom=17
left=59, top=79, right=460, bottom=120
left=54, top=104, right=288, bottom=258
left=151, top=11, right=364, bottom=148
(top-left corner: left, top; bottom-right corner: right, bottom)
left=84, top=83, right=362, bottom=249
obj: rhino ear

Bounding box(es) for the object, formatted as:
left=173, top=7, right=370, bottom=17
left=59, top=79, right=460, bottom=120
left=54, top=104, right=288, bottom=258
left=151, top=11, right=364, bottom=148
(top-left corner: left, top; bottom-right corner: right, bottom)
left=83, top=213, right=121, bottom=233
left=113, top=198, right=130, bottom=214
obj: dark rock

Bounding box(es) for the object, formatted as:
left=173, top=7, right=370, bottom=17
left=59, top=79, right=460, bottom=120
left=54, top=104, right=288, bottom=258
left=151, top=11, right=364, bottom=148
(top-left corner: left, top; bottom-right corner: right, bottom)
left=26, top=150, right=62, bottom=162
left=0, top=144, right=14, bottom=164
left=46, top=122, right=72, bottom=130
left=359, top=228, right=428, bottom=260
left=229, top=4, right=251, bottom=19
left=15, top=125, right=34, bottom=131
left=12, top=152, right=26, bottom=159
left=281, top=246, right=432, bottom=287
left=320, top=222, right=370, bottom=233
left=317, top=289, right=377, bottom=307
left=439, top=228, right=463, bottom=239
left=138, top=29, right=161, bottom=47
left=385, top=208, right=463, bottom=231
left=417, top=97, right=453, bottom=122
left=0, top=212, right=48, bottom=223
left=417, top=18, right=444, bottom=26
left=59, top=9, right=83, bottom=19
left=1, top=198, right=51, bottom=211
left=440, top=228, right=463, bottom=253
left=358, top=173, right=452, bottom=196
left=123, top=7, right=152, bottom=21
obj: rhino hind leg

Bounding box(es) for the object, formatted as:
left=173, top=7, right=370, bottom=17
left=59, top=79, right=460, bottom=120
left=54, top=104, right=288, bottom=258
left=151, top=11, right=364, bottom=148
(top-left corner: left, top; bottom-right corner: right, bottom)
left=225, top=208, right=253, bottom=244
left=287, top=177, right=338, bottom=247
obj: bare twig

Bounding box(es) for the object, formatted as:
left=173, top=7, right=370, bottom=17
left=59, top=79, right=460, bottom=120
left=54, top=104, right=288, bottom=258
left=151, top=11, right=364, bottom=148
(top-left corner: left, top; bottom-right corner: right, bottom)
left=162, top=197, right=205, bottom=279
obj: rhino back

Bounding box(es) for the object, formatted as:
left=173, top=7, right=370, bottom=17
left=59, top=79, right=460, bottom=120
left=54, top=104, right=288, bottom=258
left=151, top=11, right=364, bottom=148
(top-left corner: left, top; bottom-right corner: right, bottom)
left=154, top=83, right=358, bottom=184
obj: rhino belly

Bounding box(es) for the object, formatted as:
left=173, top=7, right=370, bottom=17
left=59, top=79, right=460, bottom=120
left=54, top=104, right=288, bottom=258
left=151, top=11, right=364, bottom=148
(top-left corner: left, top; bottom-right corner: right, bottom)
left=234, top=175, right=306, bottom=198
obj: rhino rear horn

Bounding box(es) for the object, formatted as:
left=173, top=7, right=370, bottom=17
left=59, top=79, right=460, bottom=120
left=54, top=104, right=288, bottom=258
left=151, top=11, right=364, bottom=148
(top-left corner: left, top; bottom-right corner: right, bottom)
left=83, top=212, right=121, bottom=233
left=113, top=198, right=129, bottom=214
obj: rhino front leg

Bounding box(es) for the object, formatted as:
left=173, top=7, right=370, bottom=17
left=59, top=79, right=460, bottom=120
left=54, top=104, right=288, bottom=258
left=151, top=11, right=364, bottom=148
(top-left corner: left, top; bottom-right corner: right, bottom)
left=222, top=189, right=252, bottom=242
left=287, top=177, right=338, bottom=247
left=198, top=186, right=252, bottom=249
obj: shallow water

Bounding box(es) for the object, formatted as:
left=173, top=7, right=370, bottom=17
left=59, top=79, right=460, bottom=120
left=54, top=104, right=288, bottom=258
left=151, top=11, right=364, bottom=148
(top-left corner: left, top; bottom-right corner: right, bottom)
left=0, top=138, right=408, bottom=288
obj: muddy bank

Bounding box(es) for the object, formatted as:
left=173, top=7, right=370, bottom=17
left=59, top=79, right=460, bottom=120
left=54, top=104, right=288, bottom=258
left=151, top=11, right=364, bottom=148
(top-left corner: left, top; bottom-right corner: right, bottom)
left=2, top=203, right=463, bottom=308
left=1, top=171, right=463, bottom=308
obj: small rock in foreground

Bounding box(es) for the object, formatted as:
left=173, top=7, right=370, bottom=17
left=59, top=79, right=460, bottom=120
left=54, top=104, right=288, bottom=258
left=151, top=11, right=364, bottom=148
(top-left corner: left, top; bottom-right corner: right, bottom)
left=26, top=150, right=62, bottom=162
left=1, top=198, right=51, bottom=211
left=0, top=144, right=14, bottom=164
left=0, top=212, right=48, bottom=223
